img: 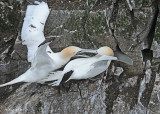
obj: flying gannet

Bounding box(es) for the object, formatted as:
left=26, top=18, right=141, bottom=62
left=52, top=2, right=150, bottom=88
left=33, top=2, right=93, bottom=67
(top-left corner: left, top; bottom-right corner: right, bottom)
left=0, top=37, right=97, bottom=87
left=40, top=46, right=133, bottom=86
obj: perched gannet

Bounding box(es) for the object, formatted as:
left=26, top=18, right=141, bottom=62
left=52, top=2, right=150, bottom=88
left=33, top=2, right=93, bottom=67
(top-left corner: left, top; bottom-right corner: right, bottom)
left=21, top=1, right=53, bottom=63
left=0, top=37, right=96, bottom=87
left=40, top=46, right=132, bottom=86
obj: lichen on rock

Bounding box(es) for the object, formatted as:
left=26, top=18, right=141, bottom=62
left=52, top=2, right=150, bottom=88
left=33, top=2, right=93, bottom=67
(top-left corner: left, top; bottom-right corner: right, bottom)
left=0, top=0, right=160, bottom=114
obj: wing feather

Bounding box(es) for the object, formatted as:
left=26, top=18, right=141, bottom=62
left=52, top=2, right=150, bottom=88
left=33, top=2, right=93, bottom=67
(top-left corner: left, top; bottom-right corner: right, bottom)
left=60, top=70, right=74, bottom=84
left=21, top=1, right=53, bottom=63
left=32, top=43, right=54, bottom=68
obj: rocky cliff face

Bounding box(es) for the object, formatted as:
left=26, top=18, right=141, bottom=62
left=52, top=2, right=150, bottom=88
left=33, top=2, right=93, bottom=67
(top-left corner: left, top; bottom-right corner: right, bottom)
left=0, top=0, right=160, bottom=114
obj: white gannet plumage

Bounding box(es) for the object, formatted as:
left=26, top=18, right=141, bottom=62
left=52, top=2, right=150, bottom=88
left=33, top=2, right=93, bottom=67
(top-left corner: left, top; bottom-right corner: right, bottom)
left=0, top=39, right=54, bottom=87
left=0, top=37, right=96, bottom=87
left=0, top=0, right=98, bottom=87
left=21, top=1, right=53, bottom=63
left=0, top=35, right=99, bottom=87
left=40, top=46, right=119, bottom=86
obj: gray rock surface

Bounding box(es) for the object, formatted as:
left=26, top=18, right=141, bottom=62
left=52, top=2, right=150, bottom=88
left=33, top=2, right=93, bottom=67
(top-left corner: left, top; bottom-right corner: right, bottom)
left=0, top=0, right=160, bottom=114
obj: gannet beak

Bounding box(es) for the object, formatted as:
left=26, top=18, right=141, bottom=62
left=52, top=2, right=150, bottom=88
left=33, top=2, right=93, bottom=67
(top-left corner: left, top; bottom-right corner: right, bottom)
left=74, top=54, right=90, bottom=58
left=38, top=37, right=57, bottom=47
left=75, top=49, right=97, bottom=58
left=78, top=49, right=98, bottom=54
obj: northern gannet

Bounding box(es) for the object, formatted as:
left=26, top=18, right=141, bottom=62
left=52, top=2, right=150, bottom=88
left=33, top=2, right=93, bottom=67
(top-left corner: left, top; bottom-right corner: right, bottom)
left=0, top=38, right=96, bottom=87
left=40, top=46, right=133, bottom=86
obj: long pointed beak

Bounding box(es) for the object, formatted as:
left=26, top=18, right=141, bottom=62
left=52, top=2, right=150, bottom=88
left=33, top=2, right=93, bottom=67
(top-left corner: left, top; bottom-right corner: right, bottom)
left=79, top=49, right=98, bottom=54
left=75, top=49, right=97, bottom=58
left=74, top=54, right=90, bottom=58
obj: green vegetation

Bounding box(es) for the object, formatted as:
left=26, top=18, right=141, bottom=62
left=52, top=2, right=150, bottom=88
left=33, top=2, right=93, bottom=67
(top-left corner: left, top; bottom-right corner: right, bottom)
left=154, top=20, right=160, bottom=44
left=63, top=11, right=109, bottom=47
left=115, top=10, right=134, bottom=39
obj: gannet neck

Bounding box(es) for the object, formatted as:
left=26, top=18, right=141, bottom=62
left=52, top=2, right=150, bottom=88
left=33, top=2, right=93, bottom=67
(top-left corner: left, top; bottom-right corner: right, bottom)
left=94, top=54, right=102, bottom=58
left=60, top=46, right=81, bottom=59
left=97, top=46, right=114, bottom=56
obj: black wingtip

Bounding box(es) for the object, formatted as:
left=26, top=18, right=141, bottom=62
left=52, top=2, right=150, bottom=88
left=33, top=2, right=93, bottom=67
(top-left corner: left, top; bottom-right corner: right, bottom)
left=114, top=50, right=133, bottom=65
left=38, top=37, right=56, bottom=47
left=60, top=70, right=74, bottom=85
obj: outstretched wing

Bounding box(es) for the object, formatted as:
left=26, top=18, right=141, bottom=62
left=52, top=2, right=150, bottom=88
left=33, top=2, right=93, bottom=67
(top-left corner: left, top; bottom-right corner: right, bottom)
left=21, top=1, right=53, bottom=63
left=32, top=42, right=54, bottom=68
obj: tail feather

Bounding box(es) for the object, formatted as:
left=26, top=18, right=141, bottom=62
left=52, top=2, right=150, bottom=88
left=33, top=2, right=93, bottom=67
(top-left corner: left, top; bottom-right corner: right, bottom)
left=0, top=75, right=25, bottom=87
